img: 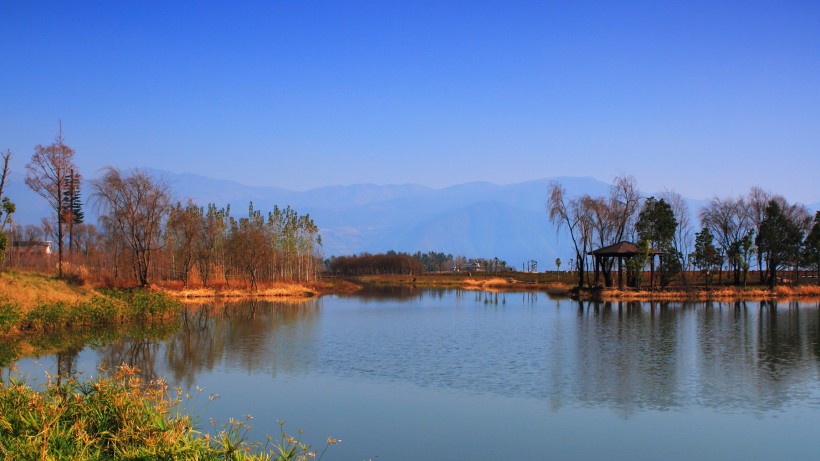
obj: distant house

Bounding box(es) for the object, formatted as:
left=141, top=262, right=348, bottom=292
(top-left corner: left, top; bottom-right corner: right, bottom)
left=11, top=240, right=52, bottom=256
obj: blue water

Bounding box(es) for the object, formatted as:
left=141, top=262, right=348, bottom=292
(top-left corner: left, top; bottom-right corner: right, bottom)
left=12, top=290, right=820, bottom=460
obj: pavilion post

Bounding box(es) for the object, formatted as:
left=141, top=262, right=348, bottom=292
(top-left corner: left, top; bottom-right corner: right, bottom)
left=594, top=256, right=600, bottom=285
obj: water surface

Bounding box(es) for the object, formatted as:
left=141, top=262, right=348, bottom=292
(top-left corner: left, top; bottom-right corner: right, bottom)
left=12, top=290, right=820, bottom=460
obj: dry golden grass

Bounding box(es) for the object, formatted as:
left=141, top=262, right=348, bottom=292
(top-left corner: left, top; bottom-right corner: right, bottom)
left=544, top=282, right=573, bottom=296
left=0, top=270, right=97, bottom=314
left=586, top=284, right=820, bottom=302
left=167, top=283, right=318, bottom=301
left=462, top=277, right=511, bottom=288
left=773, top=285, right=820, bottom=297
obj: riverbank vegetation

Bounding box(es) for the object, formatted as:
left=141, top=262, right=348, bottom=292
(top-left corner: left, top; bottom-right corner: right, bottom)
left=1, top=133, right=323, bottom=292
left=1, top=134, right=818, bottom=301
left=548, top=176, right=820, bottom=293
left=0, top=364, right=335, bottom=460
left=345, top=271, right=820, bottom=301
left=0, top=271, right=178, bottom=338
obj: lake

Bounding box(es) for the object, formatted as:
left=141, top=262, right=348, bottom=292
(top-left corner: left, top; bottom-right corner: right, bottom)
left=11, top=289, right=820, bottom=460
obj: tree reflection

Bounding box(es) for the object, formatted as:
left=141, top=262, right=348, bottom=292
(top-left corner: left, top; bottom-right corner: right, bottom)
left=10, top=294, right=819, bottom=420
left=98, top=337, right=162, bottom=382
left=163, top=299, right=321, bottom=388
left=573, top=300, right=681, bottom=417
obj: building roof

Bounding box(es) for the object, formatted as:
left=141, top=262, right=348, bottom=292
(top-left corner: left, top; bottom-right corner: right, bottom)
left=590, top=241, right=664, bottom=256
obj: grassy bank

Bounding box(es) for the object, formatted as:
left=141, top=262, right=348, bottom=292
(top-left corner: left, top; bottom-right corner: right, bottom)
left=576, top=284, right=820, bottom=302
left=0, top=365, right=334, bottom=460
left=0, top=271, right=179, bottom=338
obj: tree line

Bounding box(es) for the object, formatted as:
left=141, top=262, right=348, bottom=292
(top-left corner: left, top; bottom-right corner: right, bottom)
left=326, top=250, right=513, bottom=276
left=0, top=128, right=322, bottom=288
left=549, top=176, right=820, bottom=289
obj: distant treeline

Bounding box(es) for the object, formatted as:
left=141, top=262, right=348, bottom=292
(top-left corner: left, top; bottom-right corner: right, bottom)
left=326, top=250, right=513, bottom=275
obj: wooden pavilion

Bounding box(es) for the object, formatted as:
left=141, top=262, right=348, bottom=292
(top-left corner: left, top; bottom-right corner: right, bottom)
left=590, top=241, right=664, bottom=290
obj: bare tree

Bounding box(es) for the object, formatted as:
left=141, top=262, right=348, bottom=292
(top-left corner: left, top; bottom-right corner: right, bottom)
left=585, top=176, right=642, bottom=286
left=699, top=196, right=753, bottom=285
left=91, top=168, right=171, bottom=287
left=747, top=187, right=772, bottom=283
left=24, top=125, right=77, bottom=277
left=548, top=182, right=593, bottom=288
left=660, top=190, right=693, bottom=284
left=608, top=175, right=642, bottom=243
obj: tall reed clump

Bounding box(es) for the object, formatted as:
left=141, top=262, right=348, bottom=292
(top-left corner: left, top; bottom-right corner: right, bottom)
left=0, top=365, right=337, bottom=460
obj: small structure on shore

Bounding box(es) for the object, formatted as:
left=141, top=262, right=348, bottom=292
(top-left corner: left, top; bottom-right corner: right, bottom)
left=10, top=240, right=52, bottom=256
left=590, top=241, right=664, bottom=290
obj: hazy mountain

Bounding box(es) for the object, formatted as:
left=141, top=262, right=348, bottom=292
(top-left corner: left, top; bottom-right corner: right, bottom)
left=4, top=168, right=816, bottom=269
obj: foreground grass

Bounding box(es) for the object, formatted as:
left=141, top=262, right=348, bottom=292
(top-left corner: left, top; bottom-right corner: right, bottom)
left=0, top=271, right=180, bottom=337
left=0, top=365, right=334, bottom=460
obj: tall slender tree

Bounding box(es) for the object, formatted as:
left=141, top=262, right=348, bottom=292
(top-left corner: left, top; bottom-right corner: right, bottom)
left=25, top=124, right=77, bottom=277
left=62, top=169, right=83, bottom=254
left=0, top=150, right=15, bottom=265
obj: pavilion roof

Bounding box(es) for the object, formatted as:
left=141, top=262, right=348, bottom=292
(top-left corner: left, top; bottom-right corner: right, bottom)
left=590, top=241, right=664, bottom=256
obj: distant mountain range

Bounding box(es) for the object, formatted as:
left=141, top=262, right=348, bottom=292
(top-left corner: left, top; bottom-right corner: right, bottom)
left=152, top=171, right=614, bottom=267
left=4, top=169, right=818, bottom=269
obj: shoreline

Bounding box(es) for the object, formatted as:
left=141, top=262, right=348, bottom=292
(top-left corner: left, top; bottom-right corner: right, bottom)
left=159, top=274, right=820, bottom=303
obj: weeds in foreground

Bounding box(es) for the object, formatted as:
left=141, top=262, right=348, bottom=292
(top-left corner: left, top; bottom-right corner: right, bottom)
left=0, top=364, right=337, bottom=460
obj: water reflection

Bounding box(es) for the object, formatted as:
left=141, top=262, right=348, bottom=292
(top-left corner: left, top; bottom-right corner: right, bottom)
left=163, top=300, right=321, bottom=388
left=10, top=292, right=820, bottom=418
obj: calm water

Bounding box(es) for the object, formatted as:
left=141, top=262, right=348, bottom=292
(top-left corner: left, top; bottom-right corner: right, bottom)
left=11, top=289, right=820, bottom=460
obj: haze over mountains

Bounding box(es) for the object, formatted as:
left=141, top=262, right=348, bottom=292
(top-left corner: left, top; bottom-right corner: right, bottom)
left=5, top=170, right=817, bottom=269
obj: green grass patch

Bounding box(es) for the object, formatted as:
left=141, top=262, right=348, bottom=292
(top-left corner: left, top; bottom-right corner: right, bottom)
left=0, top=302, right=22, bottom=334
left=1, top=289, right=181, bottom=335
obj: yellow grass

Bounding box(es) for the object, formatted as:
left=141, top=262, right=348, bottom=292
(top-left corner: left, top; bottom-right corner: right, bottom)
left=167, top=283, right=318, bottom=301
left=585, top=284, right=820, bottom=302
left=462, top=277, right=512, bottom=288
left=0, top=270, right=97, bottom=314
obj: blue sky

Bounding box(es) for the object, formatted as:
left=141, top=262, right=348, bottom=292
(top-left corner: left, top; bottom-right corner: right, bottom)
left=1, top=1, right=818, bottom=202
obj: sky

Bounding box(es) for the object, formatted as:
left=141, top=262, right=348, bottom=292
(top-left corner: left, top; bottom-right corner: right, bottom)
left=1, top=1, right=818, bottom=203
